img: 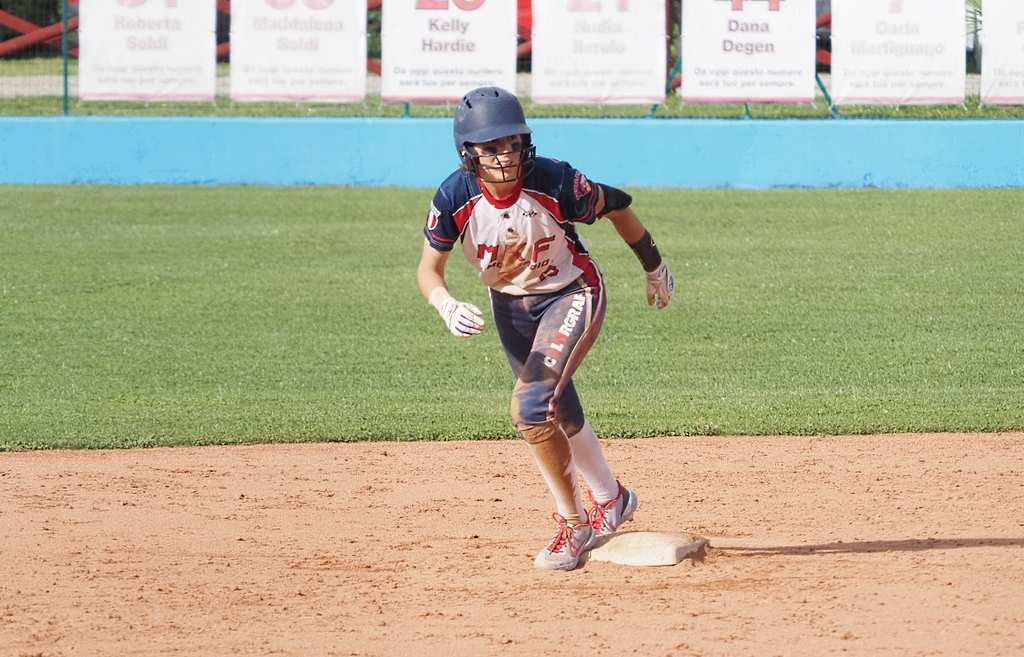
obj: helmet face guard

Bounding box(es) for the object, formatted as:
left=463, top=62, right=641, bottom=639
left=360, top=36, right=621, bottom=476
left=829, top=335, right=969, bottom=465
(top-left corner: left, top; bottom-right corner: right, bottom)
left=463, top=138, right=536, bottom=183
left=453, top=86, right=535, bottom=182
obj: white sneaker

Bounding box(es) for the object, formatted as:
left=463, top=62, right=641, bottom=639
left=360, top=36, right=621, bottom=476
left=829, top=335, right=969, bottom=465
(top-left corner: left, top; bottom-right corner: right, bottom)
left=534, top=513, right=596, bottom=571
left=588, top=482, right=638, bottom=537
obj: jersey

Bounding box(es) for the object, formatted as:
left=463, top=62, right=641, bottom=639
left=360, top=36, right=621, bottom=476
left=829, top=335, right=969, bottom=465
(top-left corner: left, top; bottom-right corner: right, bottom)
left=424, top=157, right=603, bottom=296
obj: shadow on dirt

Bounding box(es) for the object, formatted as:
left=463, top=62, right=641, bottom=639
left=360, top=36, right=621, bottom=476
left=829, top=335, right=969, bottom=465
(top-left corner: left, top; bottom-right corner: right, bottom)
left=719, top=537, right=1024, bottom=555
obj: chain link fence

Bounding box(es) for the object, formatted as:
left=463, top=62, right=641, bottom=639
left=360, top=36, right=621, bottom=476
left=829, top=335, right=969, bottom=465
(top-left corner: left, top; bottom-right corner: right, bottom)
left=0, top=0, right=1008, bottom=118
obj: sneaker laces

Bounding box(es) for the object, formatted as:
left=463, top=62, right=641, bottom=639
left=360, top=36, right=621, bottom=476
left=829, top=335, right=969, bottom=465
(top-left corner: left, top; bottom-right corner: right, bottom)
left=587, top=487, right=621, bottom=534
left=546, top=513, right=586, bottom=553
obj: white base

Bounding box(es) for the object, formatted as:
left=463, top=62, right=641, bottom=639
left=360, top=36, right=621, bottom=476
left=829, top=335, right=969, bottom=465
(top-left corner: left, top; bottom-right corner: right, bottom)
left=587, top=532, right=708, bottom=567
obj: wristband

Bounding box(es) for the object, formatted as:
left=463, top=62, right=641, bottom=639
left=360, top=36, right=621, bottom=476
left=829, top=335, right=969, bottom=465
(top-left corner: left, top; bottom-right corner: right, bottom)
left=428, top=286, right=454, bottom=310
left=627, top=230, right=663, bottom=273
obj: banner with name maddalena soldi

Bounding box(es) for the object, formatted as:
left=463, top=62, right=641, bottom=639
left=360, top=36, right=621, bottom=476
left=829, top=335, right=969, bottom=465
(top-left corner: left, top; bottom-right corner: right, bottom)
left=230, top=0, right=367, bottom=102
left=79, top=0, right=217, bottom=101
left=681, top=0, right=816, bottom=103
left=381, top=0, right=517, bottom=102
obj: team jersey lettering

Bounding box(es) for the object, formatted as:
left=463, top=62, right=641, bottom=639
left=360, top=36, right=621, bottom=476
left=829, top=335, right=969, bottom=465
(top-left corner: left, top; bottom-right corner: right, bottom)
left=424, top=157, right=601, bottom=296
left=477, top=243, right=498, bottom=266
left=427, top=203, right=440, bottom=231
left=532, top=235, right=555, bottom=262
left=544, top=293, right=588, bottom=368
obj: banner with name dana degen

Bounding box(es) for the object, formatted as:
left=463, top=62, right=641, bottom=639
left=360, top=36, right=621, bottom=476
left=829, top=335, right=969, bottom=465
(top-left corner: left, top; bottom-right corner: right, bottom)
left=681, top=0, right=816, bottom=103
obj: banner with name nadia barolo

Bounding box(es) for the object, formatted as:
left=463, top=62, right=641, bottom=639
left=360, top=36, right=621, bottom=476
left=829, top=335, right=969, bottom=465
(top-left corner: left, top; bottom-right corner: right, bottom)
left=531, top=0, right=667, bottom=105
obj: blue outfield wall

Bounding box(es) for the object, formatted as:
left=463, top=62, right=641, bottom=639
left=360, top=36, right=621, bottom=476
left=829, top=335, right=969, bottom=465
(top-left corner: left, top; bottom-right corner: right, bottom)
left=1, top=116, right=1023, bottom=188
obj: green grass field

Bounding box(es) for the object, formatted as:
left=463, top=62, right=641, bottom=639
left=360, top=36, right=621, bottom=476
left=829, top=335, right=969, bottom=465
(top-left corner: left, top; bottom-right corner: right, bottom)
left=2, top=186, right=1022, bottom=450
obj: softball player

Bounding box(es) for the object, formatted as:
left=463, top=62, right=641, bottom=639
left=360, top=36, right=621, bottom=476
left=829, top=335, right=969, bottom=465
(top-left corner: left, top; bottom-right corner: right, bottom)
left=417, top=87, right=675, bottom=571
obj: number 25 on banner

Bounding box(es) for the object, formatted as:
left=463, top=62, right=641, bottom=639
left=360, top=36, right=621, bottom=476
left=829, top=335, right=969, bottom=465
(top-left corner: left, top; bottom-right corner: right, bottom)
left=569, top=0, right=630, bottom=9
left=416, top=0, right=485, bottom=9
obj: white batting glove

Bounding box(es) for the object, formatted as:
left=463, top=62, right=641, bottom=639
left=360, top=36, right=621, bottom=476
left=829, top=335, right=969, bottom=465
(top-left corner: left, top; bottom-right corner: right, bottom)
left=645, top=262, right=675, bottom=310
left=437, top=296, right=485, bottom=338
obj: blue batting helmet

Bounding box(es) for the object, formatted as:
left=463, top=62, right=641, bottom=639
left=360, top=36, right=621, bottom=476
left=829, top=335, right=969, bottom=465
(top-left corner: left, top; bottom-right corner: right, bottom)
left=453, top=87, right=534, bottom=175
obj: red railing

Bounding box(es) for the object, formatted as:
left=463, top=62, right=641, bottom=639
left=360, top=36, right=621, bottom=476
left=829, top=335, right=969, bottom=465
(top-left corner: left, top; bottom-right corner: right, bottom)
left=0, top=10, right=79, bottom=57
left=816, top=10, right=832, bottom=66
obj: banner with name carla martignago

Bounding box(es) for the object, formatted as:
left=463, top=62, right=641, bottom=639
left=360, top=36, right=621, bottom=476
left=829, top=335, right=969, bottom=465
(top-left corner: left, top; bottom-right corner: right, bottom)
left=230, top=0, right=366, bottom=102
left=680, top=0, right=816, bottom=103
left=830, top=0, right=965, bottom=105
left=980, top=0, right=1024, bottom=105
left=380, top=0, right=516, bottom=102
left=530, top=0, right=666, bottom=105
left=78, top=0, right=216, bottom=101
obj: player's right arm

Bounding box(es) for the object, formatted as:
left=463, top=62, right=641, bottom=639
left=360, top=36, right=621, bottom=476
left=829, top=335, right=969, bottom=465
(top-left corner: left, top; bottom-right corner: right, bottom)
left=417, top=238, right=485, bottom=338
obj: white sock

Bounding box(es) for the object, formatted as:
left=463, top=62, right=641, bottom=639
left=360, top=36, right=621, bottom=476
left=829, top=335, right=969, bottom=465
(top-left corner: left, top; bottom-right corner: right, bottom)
left=568, top=420, right=619, bottom=502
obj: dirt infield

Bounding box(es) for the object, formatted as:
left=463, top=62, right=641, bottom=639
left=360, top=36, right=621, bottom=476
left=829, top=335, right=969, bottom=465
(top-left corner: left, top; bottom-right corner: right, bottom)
left=2, top=432, right=1023, bottom=657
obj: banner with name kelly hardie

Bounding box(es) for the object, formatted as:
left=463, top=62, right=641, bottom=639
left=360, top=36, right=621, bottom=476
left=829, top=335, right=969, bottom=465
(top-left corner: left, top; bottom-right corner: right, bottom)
left=980, top=0, right=1024, bottom=105
left=78, top=0, right=216, bottom=101
left=830, top=0, right=965, bottom=105
left=381, top=0, right=517, bottom=102
left=531, top=0, right=666, bottom=105
left=230, top=0, right=366, bottom=102
left=681, top=0, right=816, bottom=103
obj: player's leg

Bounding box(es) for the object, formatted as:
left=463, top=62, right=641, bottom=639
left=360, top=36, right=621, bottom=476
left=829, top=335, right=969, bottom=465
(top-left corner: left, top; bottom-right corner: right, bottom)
left=491, top=289, right=587, bottom=526
left=496, top=279, right=607, bottom=569
left=554, top=382, right=616, bottom=500
left=556, top=386, right=639, bottom=536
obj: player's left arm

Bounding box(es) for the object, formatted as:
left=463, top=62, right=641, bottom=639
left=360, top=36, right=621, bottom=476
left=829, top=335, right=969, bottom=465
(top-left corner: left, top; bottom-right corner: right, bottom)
left=596, top=185, right=675, bottom=310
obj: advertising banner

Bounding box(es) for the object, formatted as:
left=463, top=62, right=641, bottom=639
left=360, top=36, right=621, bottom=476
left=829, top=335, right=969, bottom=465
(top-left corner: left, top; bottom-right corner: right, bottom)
left=681, top=0, right=816, bottom=103
left=980, top=0, right=1024, bottom=105
left=380, top=0, right=517, bottom=102
left=531, top=0, right=666, bottom=105
left=78, top=0, right=217, bottom=101
left=230, top=0, right=367, bottom=102
left=830, top=0, right=965, bottom=105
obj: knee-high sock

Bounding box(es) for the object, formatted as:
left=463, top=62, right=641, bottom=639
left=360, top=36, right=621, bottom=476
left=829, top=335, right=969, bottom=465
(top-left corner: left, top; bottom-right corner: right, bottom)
left=519, top=422, right=587, bottom=524
left=568, top=420, right=619, bottom=502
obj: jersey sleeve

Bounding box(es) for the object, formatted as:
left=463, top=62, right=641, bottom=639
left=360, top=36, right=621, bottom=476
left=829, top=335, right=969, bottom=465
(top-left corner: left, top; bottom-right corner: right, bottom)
left=555, top=161, right=601, bottom=226
left=423, top=187, right=460, bottom=252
